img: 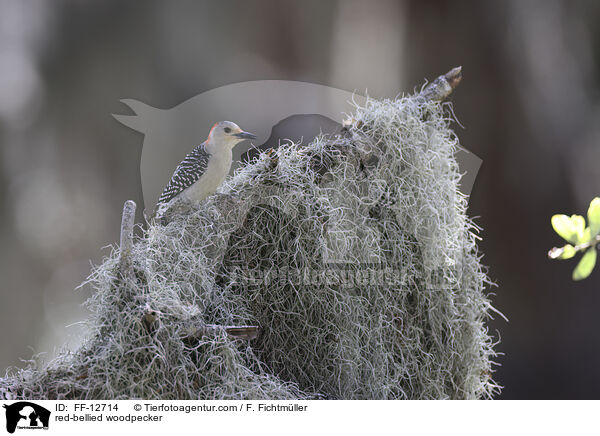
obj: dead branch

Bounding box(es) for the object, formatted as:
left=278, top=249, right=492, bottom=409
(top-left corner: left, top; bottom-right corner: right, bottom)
left=419, top=66, right=463, bottom=102
left=119, top=200, right=136, bottom=279
left=186, top=324, right=259, bottom=341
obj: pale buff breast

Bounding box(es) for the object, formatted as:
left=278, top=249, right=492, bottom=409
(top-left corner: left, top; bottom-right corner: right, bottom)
left=180, top=148, right=232, bottom=203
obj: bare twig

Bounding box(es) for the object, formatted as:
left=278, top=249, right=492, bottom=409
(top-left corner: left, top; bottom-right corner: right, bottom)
left=419, top=66, right=463, bottom=102
left=119, top=200, right=136, bottom=278
left=548, top=234, right=600, bottom=259
left=343, top=66, right=463, bottom=132
left=186, top=324, right=259, bottom=341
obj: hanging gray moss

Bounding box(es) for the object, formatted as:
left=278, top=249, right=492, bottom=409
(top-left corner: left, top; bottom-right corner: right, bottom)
left=0, top=69, right=500, bottom=400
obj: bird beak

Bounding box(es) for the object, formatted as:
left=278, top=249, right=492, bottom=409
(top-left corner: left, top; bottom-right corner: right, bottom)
left=233, top=131, right=256, bottom=140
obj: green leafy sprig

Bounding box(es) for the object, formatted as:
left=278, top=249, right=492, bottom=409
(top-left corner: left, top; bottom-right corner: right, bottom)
left=548, top=197, right=600, bottom=280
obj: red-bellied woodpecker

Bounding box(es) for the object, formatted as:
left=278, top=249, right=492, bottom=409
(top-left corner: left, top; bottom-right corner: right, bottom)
left=156, top=121, right=255, bottom=214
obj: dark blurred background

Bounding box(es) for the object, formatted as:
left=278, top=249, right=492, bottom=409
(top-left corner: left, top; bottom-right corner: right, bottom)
left=1, top=0, right=599, bottom=399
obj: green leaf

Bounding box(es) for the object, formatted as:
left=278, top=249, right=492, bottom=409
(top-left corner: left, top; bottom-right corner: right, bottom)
left=559, top=244, right=576, bottom=259
left=572, top=248, right=597, bottom=281
left=587, top=197, right=600, bottom=238
left=582, top=227, right=592, bottom=243
left=552, top=214, right=585, bottom=244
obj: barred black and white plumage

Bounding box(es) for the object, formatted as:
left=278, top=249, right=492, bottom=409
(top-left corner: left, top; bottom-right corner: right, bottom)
left=157, top=143, right=210, bottom=205
left=155, top=121, right=256, bottom=214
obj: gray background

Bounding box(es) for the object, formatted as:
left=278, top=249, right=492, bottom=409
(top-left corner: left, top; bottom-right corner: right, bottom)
left=1, top=0, right=599, bottom=399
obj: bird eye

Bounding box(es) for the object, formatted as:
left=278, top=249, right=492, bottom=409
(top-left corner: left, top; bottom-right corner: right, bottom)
left=224, top=127, right=231, bottom=134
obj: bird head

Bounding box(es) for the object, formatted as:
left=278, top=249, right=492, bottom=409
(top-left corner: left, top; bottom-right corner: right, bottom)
left=207, top=121, right=256, bottom=149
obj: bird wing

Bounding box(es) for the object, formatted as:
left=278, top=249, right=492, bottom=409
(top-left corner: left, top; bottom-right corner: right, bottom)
left=157, top=143, right=211, bottom=205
